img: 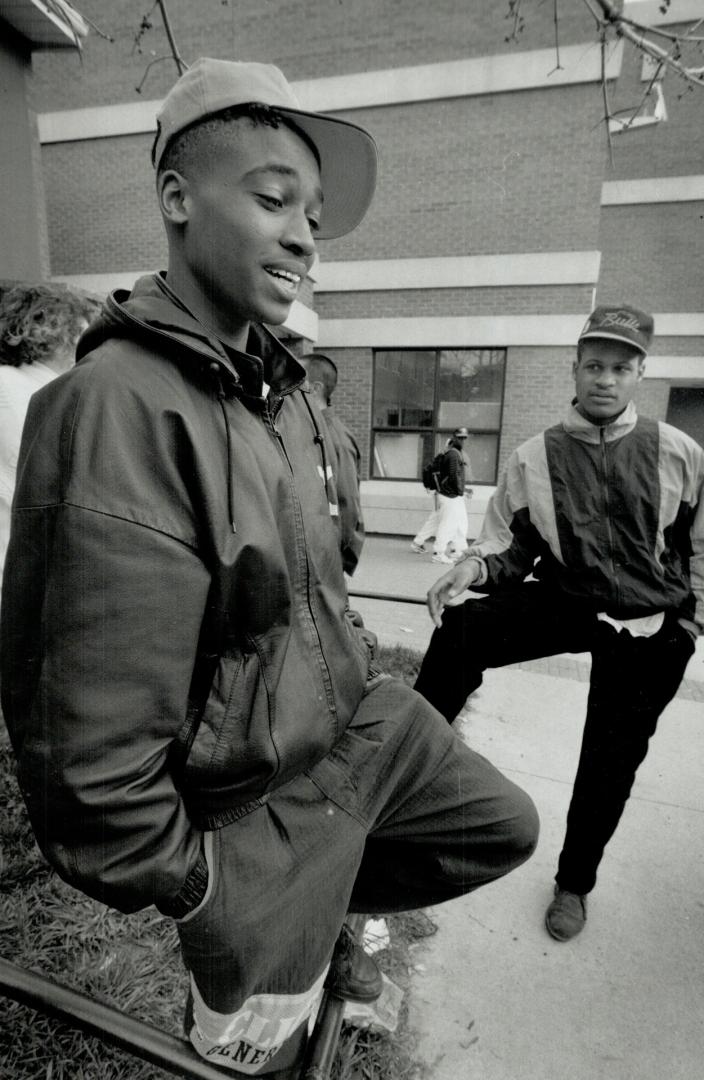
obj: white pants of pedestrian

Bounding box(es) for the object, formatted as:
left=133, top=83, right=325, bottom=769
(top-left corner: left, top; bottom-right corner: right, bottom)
left=413, top=503, right=441, bottom=547
left=433, top=493, right=468, bottom=556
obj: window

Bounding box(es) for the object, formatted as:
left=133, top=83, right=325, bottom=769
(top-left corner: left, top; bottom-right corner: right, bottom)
left=667, top=387, right=704, bottom=448
left=371, top=348, right=506, bottom=483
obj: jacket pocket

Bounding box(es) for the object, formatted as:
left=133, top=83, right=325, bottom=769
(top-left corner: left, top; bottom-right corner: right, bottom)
left=175, top=830, right=216, bottom=924
left=186, top=645, right=281, bottom=798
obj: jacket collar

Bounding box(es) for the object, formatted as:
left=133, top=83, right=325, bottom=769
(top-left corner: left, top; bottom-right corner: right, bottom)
left=563, top=399, right=638, bottom=444
left=78, top=272, right=306, bottom=399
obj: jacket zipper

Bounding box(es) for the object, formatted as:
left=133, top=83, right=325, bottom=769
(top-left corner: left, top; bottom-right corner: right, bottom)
left=600, top=426, right=620, bottom=607
left=265, top=393, right=339, bottom=721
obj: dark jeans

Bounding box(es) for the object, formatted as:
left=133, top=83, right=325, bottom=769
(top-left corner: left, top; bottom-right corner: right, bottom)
left=414, top=583, right=695, bottom=896
left=177, top=675, right=538, bottom=1074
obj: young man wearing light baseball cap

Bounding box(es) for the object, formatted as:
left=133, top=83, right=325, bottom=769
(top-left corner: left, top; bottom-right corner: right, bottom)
left=1, top=59, right=538, bottom=1076
left=415, top=303, right=704, bottom=943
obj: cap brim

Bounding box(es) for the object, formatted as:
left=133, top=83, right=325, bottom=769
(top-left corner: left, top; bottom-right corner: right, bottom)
left=579, top=330, right=647, bottom=355
left=277, top=107, right=377, bottom=240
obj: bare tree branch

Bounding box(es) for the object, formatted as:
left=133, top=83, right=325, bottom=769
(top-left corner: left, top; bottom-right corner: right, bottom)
left=618, top=13, right=704, bottom=44
left=507, top=0, right=703, bottom=150
left=133, top=0, right=188, bottom=93
left=580, top=0, right=605, bottom=28
left=132, top=2, right=159, bottom=56
left=504, top=0, right=526, bottom=44
left=599, top=29, right=615, bottom=166
left=590, top=0, right=704, bottom=87
left=156, top=0, right=188, bottom=76
left=552, top=0, right=563, bottom=70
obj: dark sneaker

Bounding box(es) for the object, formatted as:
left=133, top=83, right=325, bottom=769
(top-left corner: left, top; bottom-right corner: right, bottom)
left=545, top=886, right=587, bottom=941
left=325, top=923, right=383, bottom=1002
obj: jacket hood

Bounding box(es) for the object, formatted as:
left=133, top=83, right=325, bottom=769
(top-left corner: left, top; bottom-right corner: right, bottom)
left=563, top=399, right=638, bottom=444
left=76, top=272, right=306, bottom=399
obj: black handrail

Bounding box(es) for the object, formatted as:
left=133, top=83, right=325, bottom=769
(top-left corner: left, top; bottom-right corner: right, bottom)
left=0, top=956, right=243, bottom=1080
left=0, top=915, right=371, bottom=1080
left=348, top=589, right=427, bottom=606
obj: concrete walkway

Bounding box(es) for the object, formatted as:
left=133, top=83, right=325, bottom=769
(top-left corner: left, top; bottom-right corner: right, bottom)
left=349, top=537, right=704, bottom=1080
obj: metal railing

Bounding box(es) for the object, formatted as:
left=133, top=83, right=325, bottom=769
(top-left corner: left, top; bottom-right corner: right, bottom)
left=348, top=589, right=427, bottom=607
left=0, top=956, right=228, bottom=1080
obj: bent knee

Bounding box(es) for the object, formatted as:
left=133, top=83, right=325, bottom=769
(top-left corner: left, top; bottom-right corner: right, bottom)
left=435, top=785, right=540, bottom=894
left=505, top=787, right=540, bottom=866
left=473, top=783, right=540, bottom=880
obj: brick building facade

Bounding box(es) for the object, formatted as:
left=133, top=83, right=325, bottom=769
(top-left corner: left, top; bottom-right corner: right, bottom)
left=24, top=0, right=704, bottom=534
left=0, top=0, right=88, bottom=282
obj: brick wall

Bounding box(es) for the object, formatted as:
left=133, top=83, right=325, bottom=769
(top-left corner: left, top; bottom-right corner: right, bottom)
left=45, top=134, right=164, bottom=275
left=598, top=202, right=704, bottom=312
left=29, top=0, right=595, bottom=111
left=315, top=285, right=593, bottom=321
left=320, top=87, right=607, bottom=263
left=316, top=347, right=373, bottom=477
left=498, top=346, right=574, bottom=469
left=652, top=336, right=704, bottom=356
left=636, top=379, right=671, bottom=421
left=1, top=33, right=50, bottom=280
left=42, top=86, right=607, bottom=275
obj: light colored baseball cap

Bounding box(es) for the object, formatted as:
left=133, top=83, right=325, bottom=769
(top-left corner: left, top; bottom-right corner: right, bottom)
left=152, top=57, right=377, bottom=240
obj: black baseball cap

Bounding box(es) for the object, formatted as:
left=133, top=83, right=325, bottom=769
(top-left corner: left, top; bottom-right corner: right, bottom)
left=578, top=304, right=654, bottom=356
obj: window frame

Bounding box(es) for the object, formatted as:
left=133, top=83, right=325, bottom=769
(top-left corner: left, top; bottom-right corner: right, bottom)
left=370, top=346, right=507, bottom=484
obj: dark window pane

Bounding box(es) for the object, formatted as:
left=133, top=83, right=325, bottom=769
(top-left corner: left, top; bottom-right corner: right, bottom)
left=373, top=351, right=434, bottom=428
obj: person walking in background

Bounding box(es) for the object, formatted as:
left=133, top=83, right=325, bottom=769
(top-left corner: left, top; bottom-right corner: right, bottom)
left=2, top=59, right=538, bottom=1077
left=0, top=282, right=100, bottom=588
left=412, top=426, right=471, bottom=564
left=300, top=351, right=365, bottom=576
left=414, top=304, right=703, bottom=943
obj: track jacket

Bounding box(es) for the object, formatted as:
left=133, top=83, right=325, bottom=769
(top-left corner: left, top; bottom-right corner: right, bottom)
left=467, top=401, right=704, bottom=628
left=0, top=274, right=371, bottom=916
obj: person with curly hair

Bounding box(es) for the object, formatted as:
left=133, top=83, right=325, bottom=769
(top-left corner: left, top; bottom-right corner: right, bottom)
left=0, top=282, right=101, bottom=585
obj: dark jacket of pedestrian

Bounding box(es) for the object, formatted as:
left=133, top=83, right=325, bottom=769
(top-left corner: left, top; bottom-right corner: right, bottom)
left=438, top=436, right=466, bottom=498
left=321, top=405, right=365, bottom=575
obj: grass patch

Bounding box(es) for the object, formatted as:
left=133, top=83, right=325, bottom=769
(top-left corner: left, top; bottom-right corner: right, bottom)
left=0, top=643, right=431, bottom=1079
left=374, top=643, right=423, bottom=687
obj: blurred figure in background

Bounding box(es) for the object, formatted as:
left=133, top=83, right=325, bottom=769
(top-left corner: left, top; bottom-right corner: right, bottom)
left=300, top=351, right=365, bottom=575
left=413, top=427, right=471, bottom=564
left=0, top=282, right=101, bottom=587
